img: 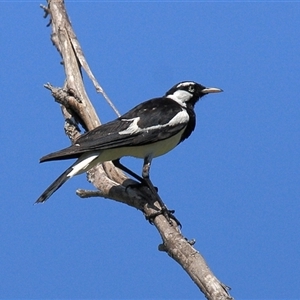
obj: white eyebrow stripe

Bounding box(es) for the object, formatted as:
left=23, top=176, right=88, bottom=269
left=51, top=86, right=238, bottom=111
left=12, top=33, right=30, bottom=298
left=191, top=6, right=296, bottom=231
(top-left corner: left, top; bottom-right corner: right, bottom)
left=176, top=81, right=195, bottom=88
left=118, top=110, right=189, bottom=135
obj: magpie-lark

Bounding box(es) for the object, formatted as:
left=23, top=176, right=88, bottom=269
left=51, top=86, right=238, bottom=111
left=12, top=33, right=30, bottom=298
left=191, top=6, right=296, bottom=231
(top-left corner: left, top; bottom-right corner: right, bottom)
left=36, top=81, right=222, bottom=217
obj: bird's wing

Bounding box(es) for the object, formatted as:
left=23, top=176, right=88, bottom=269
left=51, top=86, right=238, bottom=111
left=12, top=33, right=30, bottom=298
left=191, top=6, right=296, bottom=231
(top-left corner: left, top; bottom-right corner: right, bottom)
left=40, top=97, right=188, bottom=162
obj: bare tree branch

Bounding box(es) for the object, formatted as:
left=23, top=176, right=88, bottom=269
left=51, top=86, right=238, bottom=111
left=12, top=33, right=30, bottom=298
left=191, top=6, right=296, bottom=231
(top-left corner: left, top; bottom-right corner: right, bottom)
left=67, top=26, right=121, bottom=117
left=40, top=1, right=233, bottom=299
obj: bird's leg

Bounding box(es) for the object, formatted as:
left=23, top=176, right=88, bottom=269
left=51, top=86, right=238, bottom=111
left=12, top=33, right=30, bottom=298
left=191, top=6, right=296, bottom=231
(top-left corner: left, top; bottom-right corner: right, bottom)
left=142, top=157, right=181, bottom=227
left=141, top=157, right=162, bottom=201
left=112, top=159, right=157, bottom=192
left=112, top=159, right=145, bottom=183
left=112, top=158, right=180, bottom=227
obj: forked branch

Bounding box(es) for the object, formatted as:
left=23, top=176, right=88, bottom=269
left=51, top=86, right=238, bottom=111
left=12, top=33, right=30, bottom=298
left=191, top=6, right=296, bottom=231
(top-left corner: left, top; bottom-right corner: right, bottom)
left=40, top=1, right=233, bottom=299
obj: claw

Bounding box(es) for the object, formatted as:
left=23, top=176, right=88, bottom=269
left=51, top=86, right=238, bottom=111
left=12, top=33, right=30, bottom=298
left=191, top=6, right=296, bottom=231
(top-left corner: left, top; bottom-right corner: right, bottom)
left=146, top=209, right=182, bottom=228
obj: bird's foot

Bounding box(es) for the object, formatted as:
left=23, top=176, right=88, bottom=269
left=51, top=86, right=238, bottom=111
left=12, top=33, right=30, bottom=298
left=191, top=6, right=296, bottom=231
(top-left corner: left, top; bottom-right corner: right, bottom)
left=146, top=208, right=182, bottom=228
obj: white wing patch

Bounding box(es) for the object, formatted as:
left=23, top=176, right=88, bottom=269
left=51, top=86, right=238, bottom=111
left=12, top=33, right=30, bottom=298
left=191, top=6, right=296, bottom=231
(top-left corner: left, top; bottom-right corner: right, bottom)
left=119, top=117, right=141, bottom=135
left=119, top=110, right=189, bottom=136
left=168, top=109, right=189, bottom=126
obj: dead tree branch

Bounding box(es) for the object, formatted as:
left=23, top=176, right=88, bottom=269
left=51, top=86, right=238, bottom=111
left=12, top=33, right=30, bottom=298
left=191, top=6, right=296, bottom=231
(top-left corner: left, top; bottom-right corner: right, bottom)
left=40, top=1, right=233, bottom=299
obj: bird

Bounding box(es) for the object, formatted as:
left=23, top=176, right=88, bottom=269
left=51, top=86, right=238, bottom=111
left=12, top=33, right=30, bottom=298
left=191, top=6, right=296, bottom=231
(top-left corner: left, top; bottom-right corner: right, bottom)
left=36, top=81, right=222, bottom=208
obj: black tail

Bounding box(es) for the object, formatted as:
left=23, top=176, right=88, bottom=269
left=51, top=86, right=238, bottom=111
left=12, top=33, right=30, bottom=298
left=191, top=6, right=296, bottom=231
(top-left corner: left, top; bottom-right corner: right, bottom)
left=35, top=166, right=73, bottom=204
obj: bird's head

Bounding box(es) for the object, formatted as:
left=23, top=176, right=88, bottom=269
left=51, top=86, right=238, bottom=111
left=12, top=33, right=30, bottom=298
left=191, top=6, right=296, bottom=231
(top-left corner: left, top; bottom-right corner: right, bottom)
left=165, top=81, right=223, bottom=108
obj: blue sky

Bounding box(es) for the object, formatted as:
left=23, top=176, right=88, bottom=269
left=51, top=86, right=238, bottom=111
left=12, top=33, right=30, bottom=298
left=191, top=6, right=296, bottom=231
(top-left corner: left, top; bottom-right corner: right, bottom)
left=1, top=1, right=300, bottom=299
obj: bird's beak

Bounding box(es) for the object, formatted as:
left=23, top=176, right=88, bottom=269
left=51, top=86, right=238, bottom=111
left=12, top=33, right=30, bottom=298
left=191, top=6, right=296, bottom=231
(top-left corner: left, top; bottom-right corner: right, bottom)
left=202, top=87, right=223, bottom=94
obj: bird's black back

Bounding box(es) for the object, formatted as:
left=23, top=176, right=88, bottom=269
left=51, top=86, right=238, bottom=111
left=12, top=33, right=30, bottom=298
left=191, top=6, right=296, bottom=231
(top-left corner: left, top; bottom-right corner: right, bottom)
left=40, top=97, right=195, bottom=162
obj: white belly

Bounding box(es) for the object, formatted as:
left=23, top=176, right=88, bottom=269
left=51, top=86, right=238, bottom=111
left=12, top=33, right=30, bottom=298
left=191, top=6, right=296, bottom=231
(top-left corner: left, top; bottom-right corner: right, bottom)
left=68, top=128, right=185, bottom=177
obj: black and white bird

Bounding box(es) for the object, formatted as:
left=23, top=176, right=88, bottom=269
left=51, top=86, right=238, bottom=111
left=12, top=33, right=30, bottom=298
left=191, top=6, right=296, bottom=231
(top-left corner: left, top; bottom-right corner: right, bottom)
left=36, top=81, right=222, bottom=204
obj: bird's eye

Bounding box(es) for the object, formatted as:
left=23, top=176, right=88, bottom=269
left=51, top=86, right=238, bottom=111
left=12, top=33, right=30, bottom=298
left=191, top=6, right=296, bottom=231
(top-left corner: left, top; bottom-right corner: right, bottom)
left=188, top=86, right=195, bottom=93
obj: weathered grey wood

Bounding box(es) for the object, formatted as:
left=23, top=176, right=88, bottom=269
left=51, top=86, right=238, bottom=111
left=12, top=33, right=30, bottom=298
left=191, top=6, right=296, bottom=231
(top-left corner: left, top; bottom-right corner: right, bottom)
left=40, top=1, right=233, bottom=299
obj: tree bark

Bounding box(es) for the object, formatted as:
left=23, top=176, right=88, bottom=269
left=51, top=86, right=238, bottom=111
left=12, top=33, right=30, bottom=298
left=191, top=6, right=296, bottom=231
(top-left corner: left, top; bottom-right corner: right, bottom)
left=40, top=1, right=233, bottom=299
